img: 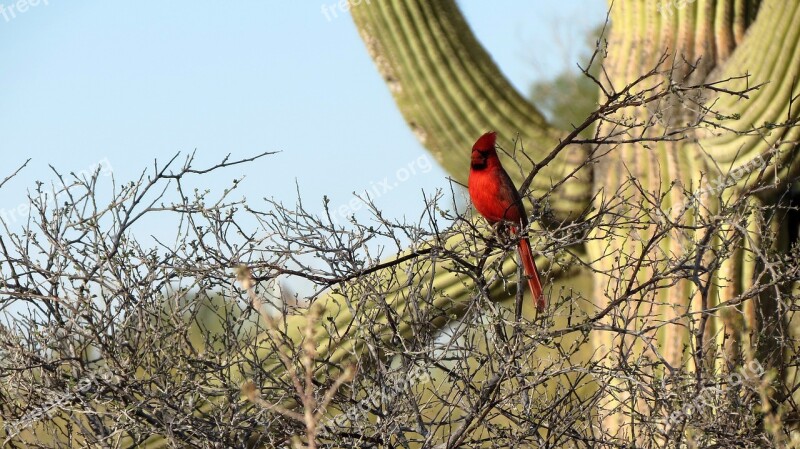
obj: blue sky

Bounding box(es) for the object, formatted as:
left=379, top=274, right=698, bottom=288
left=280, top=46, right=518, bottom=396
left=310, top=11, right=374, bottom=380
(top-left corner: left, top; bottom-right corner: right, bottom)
left=0, top=1, right=605, bottom=247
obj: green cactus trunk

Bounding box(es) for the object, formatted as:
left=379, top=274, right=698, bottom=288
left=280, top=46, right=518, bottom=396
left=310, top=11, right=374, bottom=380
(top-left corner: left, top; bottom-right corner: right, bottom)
left=351, top=0, right=800, bottom=443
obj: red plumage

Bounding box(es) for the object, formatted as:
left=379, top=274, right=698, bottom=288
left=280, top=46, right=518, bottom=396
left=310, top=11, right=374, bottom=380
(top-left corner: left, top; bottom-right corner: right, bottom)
left=468, top=131, right=546, bottom=311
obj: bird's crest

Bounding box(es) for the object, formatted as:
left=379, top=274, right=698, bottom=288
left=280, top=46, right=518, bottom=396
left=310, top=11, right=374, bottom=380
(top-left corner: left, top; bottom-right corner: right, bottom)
left=472, top=131, right=496, bottom=151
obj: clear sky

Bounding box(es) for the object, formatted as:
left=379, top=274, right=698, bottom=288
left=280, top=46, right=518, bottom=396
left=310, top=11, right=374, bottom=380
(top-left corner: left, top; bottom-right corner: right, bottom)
left=0, top=1, right=606, bottom=250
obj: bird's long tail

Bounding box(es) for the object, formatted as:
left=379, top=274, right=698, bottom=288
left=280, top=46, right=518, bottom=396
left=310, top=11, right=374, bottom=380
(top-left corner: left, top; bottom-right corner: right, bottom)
left=517, top=236, right=545, bottom=312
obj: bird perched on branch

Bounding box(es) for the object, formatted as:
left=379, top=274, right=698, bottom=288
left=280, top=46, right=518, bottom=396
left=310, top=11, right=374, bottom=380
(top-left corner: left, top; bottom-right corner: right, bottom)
left=468, top=131, right=545, bottom=311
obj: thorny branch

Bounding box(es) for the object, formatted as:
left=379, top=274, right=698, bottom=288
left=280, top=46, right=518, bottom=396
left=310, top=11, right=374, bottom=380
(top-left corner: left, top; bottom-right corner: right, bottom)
left=0, top=44, right=799, bottom=449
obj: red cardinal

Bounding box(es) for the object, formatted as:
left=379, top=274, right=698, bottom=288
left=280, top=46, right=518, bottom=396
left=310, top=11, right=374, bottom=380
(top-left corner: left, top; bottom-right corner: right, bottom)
left=468, top=131, right=545, bottom=311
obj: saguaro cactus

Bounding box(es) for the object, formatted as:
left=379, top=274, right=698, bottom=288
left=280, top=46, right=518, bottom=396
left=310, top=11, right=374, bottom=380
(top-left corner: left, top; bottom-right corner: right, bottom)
left=6, top=2, right=800, bottom=447
left=349, top=0, right=800, bottom=442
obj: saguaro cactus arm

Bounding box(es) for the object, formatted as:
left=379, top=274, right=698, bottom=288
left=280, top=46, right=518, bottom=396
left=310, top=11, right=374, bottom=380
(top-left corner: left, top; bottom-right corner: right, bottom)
left=699, top=1, right=800, bottom=185
left=350, top=0, right=592, bottom=220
